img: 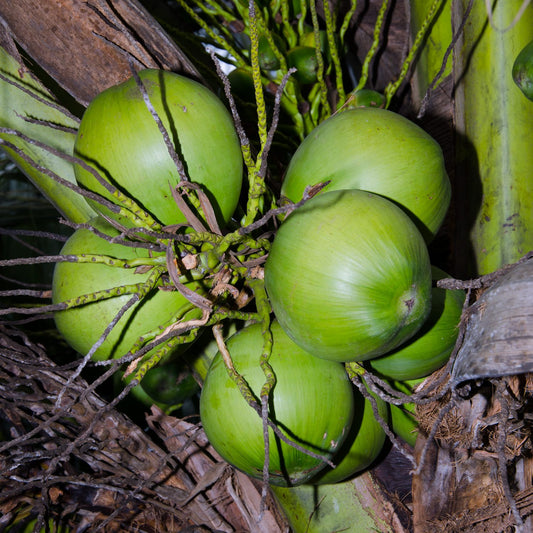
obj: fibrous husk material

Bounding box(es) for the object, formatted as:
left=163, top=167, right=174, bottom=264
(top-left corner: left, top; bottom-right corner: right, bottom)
left=412, top=260, right=533, bottom=532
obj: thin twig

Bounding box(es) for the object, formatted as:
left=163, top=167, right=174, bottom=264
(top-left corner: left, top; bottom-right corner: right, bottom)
left=418, top=0, right=475, bottom=118
left=209, top=50, right=250, bottom=151
left=165, top=243, right=213, bottom=311
left=0, top=272, right=51, bottom=290
left=348, top=367, right=416, bottom=468
left=238, top=181, right=331, bottom=236
left=437, top=252, right=533, bottom=290
left=0, top=134, right=121, bottom=214
left=54, top=293, right=140, bottom=409
left=0, top=289, right=51, bottom=298
left=16, top=113, right=78, bottom=134
left=129, top=65, right=188, bottom=182
left=257, top=68, right=297, bottom=179
left=58, top=219, right=166, bottom=251
left=0, top=227, right=69, bottom=243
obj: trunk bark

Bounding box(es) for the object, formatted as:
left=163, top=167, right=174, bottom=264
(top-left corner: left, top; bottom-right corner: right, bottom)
left=0, top=0, right=202, bottom=107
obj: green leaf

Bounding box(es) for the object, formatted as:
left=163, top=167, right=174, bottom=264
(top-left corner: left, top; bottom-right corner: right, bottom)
left=0, top=46, right=95, bottom=223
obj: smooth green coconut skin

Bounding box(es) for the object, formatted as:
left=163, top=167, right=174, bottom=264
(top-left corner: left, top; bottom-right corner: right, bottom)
left=52, top=217, right=203, bottom=361
left=265, top=189, right=432, bottom=363
left=200, top=321, right=355, bottom=487
left=74, top=69, right=243, bottom=228
left=390, top=403, right=418, bottom=448
left=513, top=39, right=533, bottom=101
left=280, top=107, right=451, bottom=242
left=115, top=361, right=200, bottom=412
left=388, top=378, right=425, bottom=448
left=287, top=46, right=319, bottom=85
left=312, top=388, right=388, bottom=484
left=369, top=267, right=466, bottom=380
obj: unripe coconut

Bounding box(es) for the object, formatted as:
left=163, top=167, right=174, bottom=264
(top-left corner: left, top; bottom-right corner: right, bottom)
left=52, top=217, right=203, bottom=361
left=287, top=46, right=319, bottom=85
left=265, top=189, right=432, bottom=362
left=369, top=266, right=465, bottom=380
left=513, top=39, right=533, bottom=101
left=74, top=69, right=243, bottom=229
left=312, top=387, right=388, bottom=484
left=200, top=321, right=355, bottom=486
left=281, top=107, right=451, bottom=242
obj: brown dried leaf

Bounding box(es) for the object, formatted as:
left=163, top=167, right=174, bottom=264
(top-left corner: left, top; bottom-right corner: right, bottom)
left=146, top=409, right=289, bottom=532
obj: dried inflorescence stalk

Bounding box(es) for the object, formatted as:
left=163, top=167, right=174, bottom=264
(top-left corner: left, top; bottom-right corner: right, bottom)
left=0, top=324, right=288, bottom=531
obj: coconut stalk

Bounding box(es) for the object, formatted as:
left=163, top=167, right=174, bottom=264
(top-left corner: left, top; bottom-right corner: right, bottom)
left=452, top=0, right=533, bottom=276
left=408, top=0, right=452, bottom=108
left=271, top=475, right=410, bottom=533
